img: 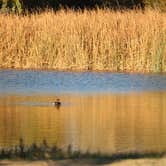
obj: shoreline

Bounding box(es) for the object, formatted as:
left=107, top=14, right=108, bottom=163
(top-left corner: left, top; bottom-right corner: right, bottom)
left=1, top=157, right=166, bottom=166
left=0, top=67, right=166, bottom=75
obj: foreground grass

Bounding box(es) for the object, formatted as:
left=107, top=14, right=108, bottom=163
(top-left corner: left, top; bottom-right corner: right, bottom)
left=0, top=139, right=164, bottom=164
left=0, top=9, right=166, bottom=72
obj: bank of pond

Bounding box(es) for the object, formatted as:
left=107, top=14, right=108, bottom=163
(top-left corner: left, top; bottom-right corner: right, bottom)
left=0, top=139, right=164, bottom=164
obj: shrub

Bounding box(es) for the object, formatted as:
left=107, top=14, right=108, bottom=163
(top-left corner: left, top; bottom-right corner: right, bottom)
left=143, top=0, right=166, bottom=10
left=0, top=0, right=22, bottom=13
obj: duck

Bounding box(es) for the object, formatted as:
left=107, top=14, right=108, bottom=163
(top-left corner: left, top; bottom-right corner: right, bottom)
left=53, top=98, right=61, bottom=108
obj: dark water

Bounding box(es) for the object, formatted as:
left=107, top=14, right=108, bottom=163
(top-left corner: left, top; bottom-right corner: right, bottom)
left=0, top=69, right=166, bottom=154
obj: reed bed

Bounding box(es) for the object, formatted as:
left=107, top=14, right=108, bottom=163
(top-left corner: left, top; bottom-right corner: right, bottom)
left=0, top=9, right=166, bottom=72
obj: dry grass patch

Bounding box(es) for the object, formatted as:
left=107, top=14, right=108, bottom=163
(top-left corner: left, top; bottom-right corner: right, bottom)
left=0, top=9, right=166, bottom=72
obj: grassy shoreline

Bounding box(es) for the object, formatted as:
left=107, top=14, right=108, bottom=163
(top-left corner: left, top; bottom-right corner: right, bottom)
left=0, top=139, right=164, bottom=162
left=0, top=9, right=166, bottom=72
left=1, top=158, right=166, bottom=166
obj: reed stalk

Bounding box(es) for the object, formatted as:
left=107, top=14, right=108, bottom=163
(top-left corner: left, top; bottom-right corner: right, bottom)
left=0, top=9, right=166, bottom=72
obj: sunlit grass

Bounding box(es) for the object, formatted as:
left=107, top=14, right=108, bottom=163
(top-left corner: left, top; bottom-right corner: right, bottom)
left=0, top=9, right=166, bottom=72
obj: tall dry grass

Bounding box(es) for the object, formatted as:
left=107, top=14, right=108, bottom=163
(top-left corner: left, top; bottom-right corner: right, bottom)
left=0, top=9, right=166, bottom=72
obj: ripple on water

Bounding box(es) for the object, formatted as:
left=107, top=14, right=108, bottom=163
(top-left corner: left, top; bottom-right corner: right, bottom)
left=0, top=70, right=166, bottom=95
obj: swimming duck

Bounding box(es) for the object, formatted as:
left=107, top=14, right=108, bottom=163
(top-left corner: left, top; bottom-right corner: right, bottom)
left=53, top=99, right=61, bottom=108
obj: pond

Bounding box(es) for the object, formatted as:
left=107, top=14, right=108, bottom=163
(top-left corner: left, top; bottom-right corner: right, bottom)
left=0, top=69, right=166, bottom=155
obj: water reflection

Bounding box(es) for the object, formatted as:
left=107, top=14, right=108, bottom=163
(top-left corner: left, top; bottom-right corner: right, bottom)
left=0, top=70, right=166, bottom=94
left=0, top=92, right=166, bottom=155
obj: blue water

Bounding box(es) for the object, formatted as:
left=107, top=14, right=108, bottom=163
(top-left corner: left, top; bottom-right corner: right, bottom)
left=0, top=69, right=166, bottom=95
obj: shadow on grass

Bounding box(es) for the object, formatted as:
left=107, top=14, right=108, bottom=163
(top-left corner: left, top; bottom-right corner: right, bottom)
left=0, top=138, right=165, bottom=165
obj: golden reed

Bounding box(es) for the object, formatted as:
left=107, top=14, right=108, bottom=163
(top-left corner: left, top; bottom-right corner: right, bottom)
left=0, top=9, right=166, bottom=72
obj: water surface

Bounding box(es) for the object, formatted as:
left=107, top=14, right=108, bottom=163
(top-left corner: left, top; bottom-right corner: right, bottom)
left=0, top=70, right=166, bottom=155
left=0, top=69, right=166, bottom=94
